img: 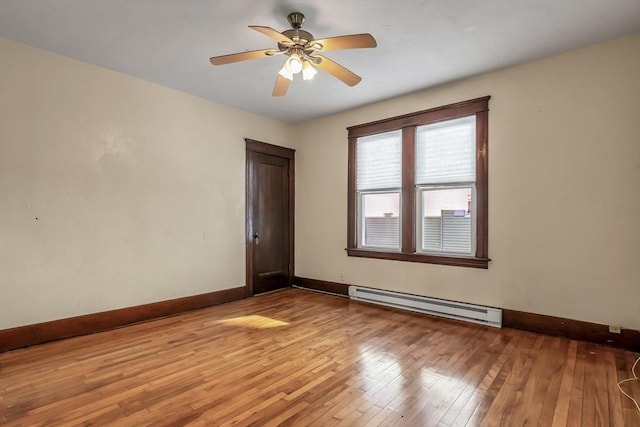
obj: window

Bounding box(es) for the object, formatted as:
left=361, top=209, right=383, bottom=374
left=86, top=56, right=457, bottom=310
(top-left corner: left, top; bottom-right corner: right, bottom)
left=347, top=96, right=490, bottom=268
left=356, top=130, right=402, bottom=250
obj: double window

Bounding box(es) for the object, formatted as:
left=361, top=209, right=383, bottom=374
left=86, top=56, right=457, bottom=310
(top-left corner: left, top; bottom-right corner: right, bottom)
left=347, top=97, right=490, bottom=268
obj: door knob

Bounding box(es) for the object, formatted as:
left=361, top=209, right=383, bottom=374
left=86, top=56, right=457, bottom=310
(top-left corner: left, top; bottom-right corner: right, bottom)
left=253, top=232, right=260, bottom=245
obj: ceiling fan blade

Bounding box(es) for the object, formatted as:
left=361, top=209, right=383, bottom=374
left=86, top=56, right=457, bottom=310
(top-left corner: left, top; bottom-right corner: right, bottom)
left=249, top=26, right=295, bottom=45
left=210, top=49, right=277, bottom=65
left=312, top=55, right=362, bottom=86
left=272, top=73, right=291, bottom=97
left=307, top=34, right=377, bottom=51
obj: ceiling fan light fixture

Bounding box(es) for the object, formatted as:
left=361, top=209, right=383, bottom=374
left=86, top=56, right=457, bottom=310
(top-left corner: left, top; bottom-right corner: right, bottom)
left=302, top=61, right=317, bottom=80
left=286, top=54, right=303, bottom=74
left=278, top=65, right=293, bottom=81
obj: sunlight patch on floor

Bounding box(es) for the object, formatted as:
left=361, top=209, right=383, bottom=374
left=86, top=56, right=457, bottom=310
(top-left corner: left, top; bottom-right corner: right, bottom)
left=213, top=315, right=289, bottom=329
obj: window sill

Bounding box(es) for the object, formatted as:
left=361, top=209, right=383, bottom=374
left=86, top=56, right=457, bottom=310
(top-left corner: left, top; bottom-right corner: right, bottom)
left=346, top=248, right=489, bottom=269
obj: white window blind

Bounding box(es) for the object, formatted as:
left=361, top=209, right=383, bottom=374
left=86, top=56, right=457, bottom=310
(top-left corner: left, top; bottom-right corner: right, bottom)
left=356, top=130, right=402, bottom=190
left=415, top=116, right=476, bottom=185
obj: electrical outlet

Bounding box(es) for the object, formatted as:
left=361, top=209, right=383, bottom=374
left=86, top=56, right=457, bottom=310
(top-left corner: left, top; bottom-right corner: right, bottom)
left=608, top=325, right=621, bottom=334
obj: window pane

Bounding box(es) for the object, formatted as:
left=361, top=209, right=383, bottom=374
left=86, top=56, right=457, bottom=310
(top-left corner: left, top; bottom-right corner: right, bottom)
left=416, top=116, right=476, bottom=185
left=356, top=130, right=402, bottom=190
left=361, top=192, right=400, bottom=249
left=421, top=188, right=472, bottom=254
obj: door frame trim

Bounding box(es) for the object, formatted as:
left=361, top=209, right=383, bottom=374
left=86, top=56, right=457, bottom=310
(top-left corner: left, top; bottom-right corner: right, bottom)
left=245, top=138, right=295, bottom=297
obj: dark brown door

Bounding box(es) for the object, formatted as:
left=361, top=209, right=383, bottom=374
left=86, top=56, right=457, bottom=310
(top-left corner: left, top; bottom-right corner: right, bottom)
left=246, top=140, right=294, bottom=295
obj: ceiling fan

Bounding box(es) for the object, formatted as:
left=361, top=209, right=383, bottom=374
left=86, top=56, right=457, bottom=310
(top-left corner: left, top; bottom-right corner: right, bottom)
left=209, top=12, right=377, bottom=96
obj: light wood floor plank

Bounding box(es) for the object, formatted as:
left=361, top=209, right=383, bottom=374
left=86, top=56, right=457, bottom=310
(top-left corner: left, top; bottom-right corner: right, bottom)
left=1, top=289, right=638, bottom=426
left=552, top=340, right=578, bottom=426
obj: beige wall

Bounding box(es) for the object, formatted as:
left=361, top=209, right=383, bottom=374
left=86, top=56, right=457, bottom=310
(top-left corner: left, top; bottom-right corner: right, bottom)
left=293, top=34, right=640, bottom=330
left=0, top=38, right=293, bottom=329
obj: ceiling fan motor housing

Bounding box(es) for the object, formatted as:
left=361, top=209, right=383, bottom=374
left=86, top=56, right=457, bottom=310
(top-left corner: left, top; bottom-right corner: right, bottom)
left=279, top=29, right=314, bottom=52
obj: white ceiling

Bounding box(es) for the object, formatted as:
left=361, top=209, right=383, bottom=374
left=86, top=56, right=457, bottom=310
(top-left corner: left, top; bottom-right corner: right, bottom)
left=1, top=0, right=639, bottom=123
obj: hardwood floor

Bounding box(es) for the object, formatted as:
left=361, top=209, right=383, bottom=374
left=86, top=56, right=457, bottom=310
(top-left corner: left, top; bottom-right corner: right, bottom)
left=1, top=289, right=638, bottom=426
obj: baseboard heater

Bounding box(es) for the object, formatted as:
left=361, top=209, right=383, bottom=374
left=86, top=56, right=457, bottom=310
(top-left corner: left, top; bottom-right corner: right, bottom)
left=348, top=286, right=502, bottom=328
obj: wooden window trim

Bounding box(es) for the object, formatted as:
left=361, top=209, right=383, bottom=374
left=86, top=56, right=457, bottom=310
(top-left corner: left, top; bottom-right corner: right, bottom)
left=347, top=96, right=490, bottom=269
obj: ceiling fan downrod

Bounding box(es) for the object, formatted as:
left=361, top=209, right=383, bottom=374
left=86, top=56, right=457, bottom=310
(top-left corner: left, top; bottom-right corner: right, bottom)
left=287, top=12, right=305, bottom=29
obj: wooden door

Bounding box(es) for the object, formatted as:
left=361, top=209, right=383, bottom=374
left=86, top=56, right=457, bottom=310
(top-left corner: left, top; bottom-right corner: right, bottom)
left=246, top=139, right=294, bottom=295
